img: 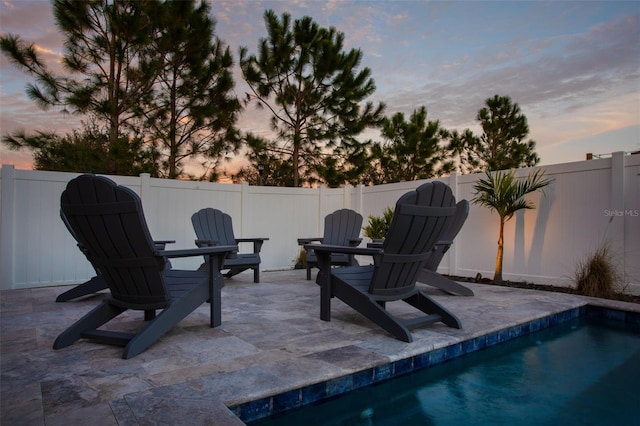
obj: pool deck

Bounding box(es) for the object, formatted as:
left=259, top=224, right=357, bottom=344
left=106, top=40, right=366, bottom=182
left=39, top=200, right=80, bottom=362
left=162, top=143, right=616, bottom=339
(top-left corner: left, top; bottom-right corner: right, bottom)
left=2, top=269, right=639, bottom=425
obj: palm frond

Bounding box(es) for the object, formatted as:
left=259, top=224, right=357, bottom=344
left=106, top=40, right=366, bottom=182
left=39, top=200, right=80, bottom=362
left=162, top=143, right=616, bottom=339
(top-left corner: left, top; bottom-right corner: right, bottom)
left=472, top=168, right=553, bottom=220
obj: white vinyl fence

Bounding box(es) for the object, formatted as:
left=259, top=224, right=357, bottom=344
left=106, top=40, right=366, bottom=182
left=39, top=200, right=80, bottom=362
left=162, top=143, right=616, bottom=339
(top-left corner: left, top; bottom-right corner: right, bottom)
left=1, top=152, right=638, bottom=291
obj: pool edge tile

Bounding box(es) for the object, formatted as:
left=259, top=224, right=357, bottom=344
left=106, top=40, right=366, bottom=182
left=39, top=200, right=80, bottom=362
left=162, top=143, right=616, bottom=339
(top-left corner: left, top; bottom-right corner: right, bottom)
left=233, top=304, right=635, bottom=424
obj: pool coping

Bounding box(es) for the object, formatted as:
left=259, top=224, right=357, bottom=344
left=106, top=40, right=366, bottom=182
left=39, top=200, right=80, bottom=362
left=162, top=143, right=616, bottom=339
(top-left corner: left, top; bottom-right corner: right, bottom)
left=231, top=303, right=640, bottom=423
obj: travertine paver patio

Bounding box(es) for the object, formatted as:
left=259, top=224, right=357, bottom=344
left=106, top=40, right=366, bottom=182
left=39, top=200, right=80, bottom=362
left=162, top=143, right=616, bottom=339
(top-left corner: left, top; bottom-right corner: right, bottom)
left=1, top=269, right=638, bottom=425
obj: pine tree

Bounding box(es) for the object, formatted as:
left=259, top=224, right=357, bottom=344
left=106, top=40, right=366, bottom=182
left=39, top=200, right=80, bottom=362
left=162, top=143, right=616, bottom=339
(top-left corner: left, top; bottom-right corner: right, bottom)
left=239, top=10, right=385, bottom=187
left=141, top=0, right=241, bottom=179
left=371, top=106, right=455, bottom=184
left=453, top=95, right=540, bottom=172
left=1, top=0, right=162, bottom=174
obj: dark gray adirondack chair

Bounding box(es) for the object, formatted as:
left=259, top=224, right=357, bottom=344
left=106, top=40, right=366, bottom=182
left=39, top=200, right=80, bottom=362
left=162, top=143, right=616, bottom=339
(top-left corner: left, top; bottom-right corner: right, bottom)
left=191, top=208, right=268, bottom=283
left=367, top=198, right=473, bottom=296
left=306, top=181, right=462, bottom=342
left=55, top=210, right=174, bottom=302
left=298, top=209, right=363, bottom=280
left=53, top=175, right=235, bottom=359
left=417, top=199, right=474, bottom=296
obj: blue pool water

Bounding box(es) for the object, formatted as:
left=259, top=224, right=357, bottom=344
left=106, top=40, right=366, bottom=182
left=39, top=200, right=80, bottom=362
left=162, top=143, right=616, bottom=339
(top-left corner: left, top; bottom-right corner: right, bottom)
left=250, top=317, right=640, bottom=425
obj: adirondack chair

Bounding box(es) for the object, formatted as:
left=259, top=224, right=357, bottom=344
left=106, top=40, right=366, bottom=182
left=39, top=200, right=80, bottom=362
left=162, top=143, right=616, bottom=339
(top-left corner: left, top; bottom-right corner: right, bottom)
left=298, top=209, right=363, bottom=280
left=417, top=199, right=474, bottom=296
left=55, top=210, right=174, bottom=302
left=53, top=175, right=236, bottom=359
left=367, top=199, right=473, bottom=296
left=191, top=208, right=268, bottom=283
left=306, top=181, right=462, bottom=342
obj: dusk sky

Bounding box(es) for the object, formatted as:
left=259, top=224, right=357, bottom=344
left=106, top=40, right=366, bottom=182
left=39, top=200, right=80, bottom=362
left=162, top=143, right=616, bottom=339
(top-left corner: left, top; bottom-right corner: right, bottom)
left=1, top=0, right=639, bottom=173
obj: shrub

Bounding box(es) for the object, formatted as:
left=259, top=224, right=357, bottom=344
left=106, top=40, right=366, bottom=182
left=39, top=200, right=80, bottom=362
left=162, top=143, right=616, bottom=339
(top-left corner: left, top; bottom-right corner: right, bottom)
left=293, top=248, right=307, bottom=269
left=363, top=207, right=394, bottom=240
left=574, top=244, right=623, bottom=298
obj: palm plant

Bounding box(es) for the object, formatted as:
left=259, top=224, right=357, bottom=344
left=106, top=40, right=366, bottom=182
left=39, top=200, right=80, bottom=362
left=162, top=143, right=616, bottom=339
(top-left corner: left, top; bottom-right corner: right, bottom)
left=472, top=169, right=552, bottom=282
left=362, top=207, right=394, bottom=240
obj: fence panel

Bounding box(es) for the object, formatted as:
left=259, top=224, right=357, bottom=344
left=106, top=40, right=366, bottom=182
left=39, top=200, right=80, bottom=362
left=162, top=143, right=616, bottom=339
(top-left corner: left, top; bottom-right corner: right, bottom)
left=1, top=152, right=638, bottom=291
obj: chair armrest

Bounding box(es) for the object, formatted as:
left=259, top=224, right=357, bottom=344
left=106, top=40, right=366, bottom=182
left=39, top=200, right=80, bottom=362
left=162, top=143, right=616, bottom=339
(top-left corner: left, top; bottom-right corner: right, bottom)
left=153, top=240, right=175, bottom=250
left=154, top=240, right=175, bottom=245
left=159, top=245, right=237, bottom=258
left=235, top=237, right=268, bottom=253
left=195, top=239, right=219, bottom=247
left=304, top=244, right=383, bottom=257
left=297, top=237, right=323, bottom=245
left=433, top=239, right=454, bottom=254
left=347, top=238, right=362, bottom=247
left=307, top=245, right=384, bottom=300
left=161, top=246, right=237, bottom=307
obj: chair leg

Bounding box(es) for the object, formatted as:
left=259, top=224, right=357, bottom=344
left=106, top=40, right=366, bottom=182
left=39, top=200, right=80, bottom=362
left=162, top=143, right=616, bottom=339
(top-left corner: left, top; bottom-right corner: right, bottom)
left=306, top=265, right=312, bottom=280
left=404, top=291, right=462, bottom=329
left=122, top=283, right=210, bottom=359
left=417, top=269, right=474, bottom=296
left=333, top=283, right=413, bottom=342
left=224, top=267, right=249, bottom=279
left=53, top=300, right=125, bottom=349
left=253, top=266, right=259, bottom=283
left=315, top=254, right=333, bottom=321
left=209, top=282, right=222, bottom=328
left=55, top=276, right=108, bottom=302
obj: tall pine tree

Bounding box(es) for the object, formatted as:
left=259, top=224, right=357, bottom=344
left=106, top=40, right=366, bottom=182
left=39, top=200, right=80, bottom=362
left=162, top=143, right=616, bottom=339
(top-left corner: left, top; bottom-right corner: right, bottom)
left=369, top=106, right=455, bottom=184
left=1, top=0, right=162, bottom=174
left=141, top=0, right=241, bottom=179
left=239, top=10, right=385, bottom=187
left=453, top=95, right=539, bottom=172
left=1, top=0, right=240, bottom=179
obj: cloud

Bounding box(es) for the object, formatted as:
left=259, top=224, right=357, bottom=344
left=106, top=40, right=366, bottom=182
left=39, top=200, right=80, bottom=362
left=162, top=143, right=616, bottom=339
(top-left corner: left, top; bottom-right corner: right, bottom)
left=536, top=124, right=640, bottom=164
left=1, top=0, right=638, bottom=170
left=374, top=9, right=639, bottom=125
left=533, top=92, right=640, bottom=142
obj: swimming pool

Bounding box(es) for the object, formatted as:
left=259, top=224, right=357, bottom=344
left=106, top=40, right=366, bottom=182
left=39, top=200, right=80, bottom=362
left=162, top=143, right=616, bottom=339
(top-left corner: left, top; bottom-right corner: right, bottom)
left=247, top=310, right=640, bottom=425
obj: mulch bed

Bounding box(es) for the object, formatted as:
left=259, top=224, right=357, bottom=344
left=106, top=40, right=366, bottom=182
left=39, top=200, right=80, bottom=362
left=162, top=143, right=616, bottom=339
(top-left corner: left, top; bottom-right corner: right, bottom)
left=445, top=275, right=640, bottom=304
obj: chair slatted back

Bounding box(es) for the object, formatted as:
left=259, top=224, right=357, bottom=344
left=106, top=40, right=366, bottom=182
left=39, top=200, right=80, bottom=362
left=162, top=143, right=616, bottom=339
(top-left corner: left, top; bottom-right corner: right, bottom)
left=192, top=208, right=240, bottom=258
left=61, top=175, right=170, bottom=308
left=323, top=209, right=363, bottom=246
left=423, top=199, right=470, bottom=271
left=191, top=208, right=237, bottom=246
left=370, top=182, right=456, bottom=298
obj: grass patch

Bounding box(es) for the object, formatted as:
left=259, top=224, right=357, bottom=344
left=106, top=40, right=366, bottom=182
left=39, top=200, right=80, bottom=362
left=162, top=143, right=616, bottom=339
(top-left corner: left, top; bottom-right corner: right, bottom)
left=574, top=244, right=623, bottom=299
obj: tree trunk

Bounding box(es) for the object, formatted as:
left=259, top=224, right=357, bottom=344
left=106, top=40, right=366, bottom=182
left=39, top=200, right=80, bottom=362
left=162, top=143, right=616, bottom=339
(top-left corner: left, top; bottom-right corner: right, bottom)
left=293, top=129, right=301, bottom=187
left=169, top=75, right=178, bottom=179
left=293, top=145, right=299, bottom=187
left=494, top=218, right=505, bottom=282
